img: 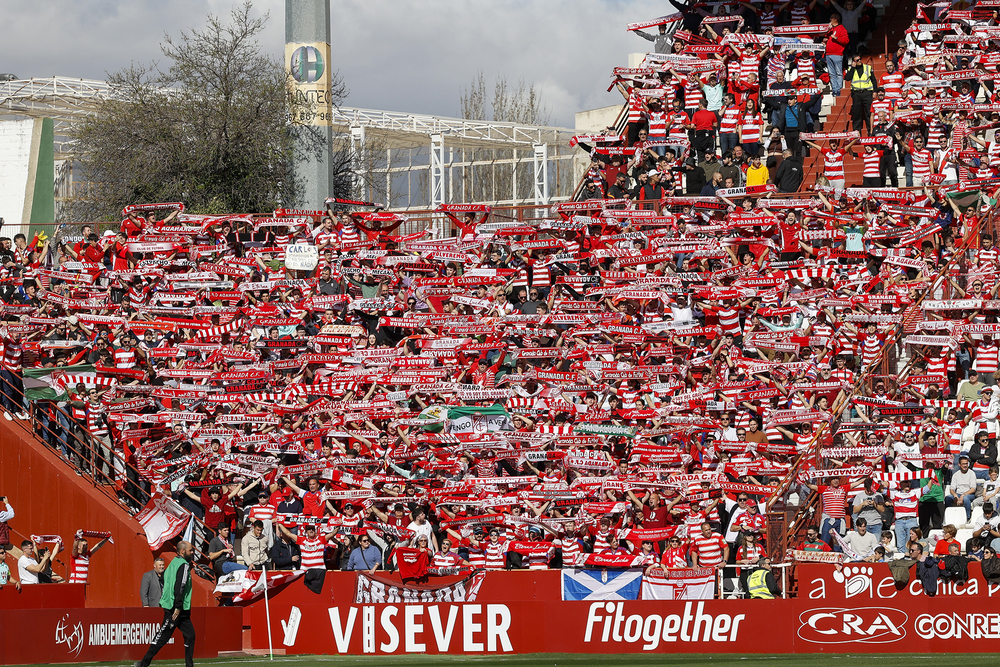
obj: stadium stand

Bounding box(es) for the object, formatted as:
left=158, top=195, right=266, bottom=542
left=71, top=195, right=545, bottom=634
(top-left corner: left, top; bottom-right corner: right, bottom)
left=4, top=0, right=1000, bottom=603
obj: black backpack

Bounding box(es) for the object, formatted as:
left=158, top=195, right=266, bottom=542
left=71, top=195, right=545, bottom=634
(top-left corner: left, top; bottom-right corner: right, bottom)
left=939, top=555, right=969, bottom=583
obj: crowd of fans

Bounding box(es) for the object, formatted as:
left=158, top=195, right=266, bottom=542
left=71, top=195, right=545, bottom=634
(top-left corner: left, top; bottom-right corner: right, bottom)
left=5, top=1, right=1000, bottom=598
left=592, top=1, right=1000, bottom=200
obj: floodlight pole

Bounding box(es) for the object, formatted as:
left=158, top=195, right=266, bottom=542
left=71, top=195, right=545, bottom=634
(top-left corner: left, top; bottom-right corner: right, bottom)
left=286, top=0, right=335, bottom=208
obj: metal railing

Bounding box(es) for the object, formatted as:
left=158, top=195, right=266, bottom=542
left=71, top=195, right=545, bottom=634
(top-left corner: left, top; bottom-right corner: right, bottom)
left=2, top=523, right=69, bottom=583
left=766, top=187, right=1000, bottom=589
left=8, top=387, right=219, bottom=572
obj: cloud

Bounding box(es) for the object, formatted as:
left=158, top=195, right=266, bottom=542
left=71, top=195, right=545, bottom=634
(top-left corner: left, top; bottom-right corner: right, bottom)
left=4, top=0, right=661, bottom=127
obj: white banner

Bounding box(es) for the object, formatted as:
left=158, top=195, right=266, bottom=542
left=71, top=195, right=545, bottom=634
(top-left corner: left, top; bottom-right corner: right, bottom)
left=285, top=244, right=319, bottom=270
left=449, top=412, right=514, bottom=434
left=641, top=568, right=716, bottom=600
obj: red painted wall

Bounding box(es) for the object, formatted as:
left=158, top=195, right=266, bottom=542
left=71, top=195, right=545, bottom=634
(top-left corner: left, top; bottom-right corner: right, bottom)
left=0, top=606, right=241, bottom=664
left=243, top=572, right=1000, bottom=655
left=0, top=421, right=215, bottom=607
left=0, top=582, right=86, bottom=609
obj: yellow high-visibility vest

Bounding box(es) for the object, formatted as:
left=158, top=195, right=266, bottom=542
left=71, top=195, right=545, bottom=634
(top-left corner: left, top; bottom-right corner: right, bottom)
left=747, top=568, right=774, bottom=599
left=851, top=64, right=875, bottom=91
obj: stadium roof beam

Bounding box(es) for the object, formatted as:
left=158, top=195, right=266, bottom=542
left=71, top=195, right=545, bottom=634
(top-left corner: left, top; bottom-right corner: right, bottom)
left=330, top=106, right=572, bottom=151
left=0, top=77, right=575, bottom=149
left=0, top=77, right=578, bottom=208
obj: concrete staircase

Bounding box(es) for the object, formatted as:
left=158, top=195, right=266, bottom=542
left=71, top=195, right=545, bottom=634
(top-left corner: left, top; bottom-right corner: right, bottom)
left=799, top=0, right=921, bottom=189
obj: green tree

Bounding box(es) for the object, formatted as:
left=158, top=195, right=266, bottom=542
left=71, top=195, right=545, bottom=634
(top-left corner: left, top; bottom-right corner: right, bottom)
left=71, top=1, right=348, bottom=221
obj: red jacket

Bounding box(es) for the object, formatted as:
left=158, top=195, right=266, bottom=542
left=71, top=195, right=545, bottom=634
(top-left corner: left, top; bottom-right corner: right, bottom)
left=826, top=24, right=849, bottom=57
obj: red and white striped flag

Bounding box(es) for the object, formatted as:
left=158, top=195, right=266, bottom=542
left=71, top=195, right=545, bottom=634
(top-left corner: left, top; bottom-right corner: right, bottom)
left=212, top=569, right=304, bottom=604
left=870, top=469, right=936, bottom=483
left=135, top=493, right=190, bottom=550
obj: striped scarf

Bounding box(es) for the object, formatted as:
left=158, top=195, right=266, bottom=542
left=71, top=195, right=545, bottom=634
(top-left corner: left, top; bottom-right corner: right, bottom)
left=870, top=469, right=935, bottom=482
left=197, top=318, right=245, bottom=339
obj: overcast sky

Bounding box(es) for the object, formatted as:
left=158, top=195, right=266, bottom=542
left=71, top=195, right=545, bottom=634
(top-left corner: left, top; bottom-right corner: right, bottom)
left=4, top=0, right=664, bottom=128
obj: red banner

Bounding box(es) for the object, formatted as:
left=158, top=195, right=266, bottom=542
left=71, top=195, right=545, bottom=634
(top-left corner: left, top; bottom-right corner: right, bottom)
left=244, top=572, right=1000, bottom=655
left=355, top=571, right=487, bottom=604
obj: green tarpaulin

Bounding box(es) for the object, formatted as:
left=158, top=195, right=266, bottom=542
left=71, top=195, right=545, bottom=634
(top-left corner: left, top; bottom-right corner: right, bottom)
left=945, top=188, right=982, bottom=212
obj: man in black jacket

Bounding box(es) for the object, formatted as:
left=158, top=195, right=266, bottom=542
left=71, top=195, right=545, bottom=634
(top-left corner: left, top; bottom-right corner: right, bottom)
left=681, top=157, right=706, bottom=195
left=777, top=94, right=822, bottom=157
left=778, top=96, right=805, bottom=156
left=871, top=111, right=900, bottom=187
left=773, top=150, right=803, bottom=193
left=270, top=530, right=301, bottom=569
left=700, top=171, right=724, bottom=197
left=578, top=180, right=603, bottom=201
left=636, top=171, right=665, bottom=210
left=607, top=172, right=630, bottom=200
left=630, top=170, right=649, bottom=200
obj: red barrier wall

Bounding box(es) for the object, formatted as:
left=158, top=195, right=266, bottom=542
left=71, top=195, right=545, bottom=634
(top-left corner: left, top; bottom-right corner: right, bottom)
left=0, top=421, right=216, bottom=607
left=0, top=583, right=86, bottom=609
left=0, top=607, right=241, bottom=664
left=244, top=571, right=1000, bottom=655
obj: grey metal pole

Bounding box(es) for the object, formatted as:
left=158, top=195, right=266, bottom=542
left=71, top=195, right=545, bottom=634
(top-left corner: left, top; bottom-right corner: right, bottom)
left=286, top=0, right=334, bottom=208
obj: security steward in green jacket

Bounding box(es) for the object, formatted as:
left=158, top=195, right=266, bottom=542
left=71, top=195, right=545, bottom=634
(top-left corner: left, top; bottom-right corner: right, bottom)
left=137, top=541, right=196, bottom=667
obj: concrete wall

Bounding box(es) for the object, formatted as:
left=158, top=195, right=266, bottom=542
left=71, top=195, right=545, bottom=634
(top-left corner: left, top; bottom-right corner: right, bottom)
left=574, top=105, right=621, bottom=134
left=29, top=118, right=54, bottom=239
left=0, top=118, right=39, bottom=238
left=572, top=105, right=622, bottom=185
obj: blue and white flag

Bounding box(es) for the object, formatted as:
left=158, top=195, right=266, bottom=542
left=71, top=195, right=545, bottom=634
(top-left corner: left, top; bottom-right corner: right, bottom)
left=561, top=568, right=643, bottom=601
